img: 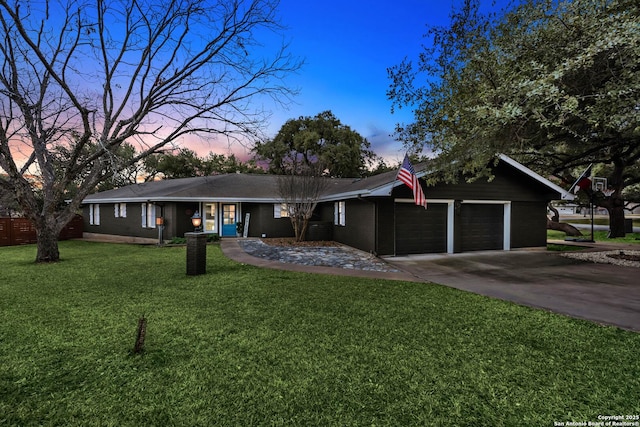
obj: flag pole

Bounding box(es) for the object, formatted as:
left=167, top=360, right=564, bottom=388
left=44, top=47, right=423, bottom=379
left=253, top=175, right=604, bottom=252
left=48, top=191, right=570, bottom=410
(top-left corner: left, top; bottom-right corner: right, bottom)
left=590, top=193, right=595, bottom=243
left=568, top=163, right=593, bottom=194
left=566, top=163, right=595, bottom=243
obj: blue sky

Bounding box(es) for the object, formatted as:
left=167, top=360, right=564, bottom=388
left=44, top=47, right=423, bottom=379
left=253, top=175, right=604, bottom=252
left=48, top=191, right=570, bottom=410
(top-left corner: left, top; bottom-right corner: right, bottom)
left=254, top=0, right=454, bottom=164
left=236, top=0, right=514, bottom=164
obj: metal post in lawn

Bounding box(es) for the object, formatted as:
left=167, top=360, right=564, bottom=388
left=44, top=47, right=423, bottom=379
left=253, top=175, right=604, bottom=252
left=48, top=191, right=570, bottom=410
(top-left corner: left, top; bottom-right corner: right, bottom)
left=589, top=193, right=595, bottom=243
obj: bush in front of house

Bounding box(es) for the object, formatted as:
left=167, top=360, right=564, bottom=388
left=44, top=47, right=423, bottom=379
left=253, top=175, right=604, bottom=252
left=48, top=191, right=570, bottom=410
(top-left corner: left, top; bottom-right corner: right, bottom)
left=168, top=233, right=219, bottom=245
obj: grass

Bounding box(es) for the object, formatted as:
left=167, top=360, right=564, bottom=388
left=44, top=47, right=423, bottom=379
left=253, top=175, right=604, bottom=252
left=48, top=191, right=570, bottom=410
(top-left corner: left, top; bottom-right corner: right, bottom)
left=546, top=243, right=586, bottom=251
left=564, top=217, right=640, bottom=227
left=547, top=229, right=640, bottom=243
left=1, top=241, right=639, bottom=426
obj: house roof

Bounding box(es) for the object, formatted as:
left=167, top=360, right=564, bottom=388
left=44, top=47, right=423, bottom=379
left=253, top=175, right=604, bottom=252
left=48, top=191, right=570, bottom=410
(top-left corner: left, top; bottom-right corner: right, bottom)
left=82, top=155, right=574, bottom=204
left=83, top=174, right=285, bottom=203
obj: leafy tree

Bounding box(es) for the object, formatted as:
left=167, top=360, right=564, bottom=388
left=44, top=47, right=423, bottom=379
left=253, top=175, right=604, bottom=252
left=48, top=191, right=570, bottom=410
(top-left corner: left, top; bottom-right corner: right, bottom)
left=200, top=152, right=265, bottom=175
left=388, top=0, right=639, bottom=237
left=144, top=148, right=204, bottom=180
left=0, top=0, right=300, bottom=262
left=144, top=149, right=265, bottom=179
left=254, top=110, right=377, bottom=178
left=623, top=184, right=640, bottom=214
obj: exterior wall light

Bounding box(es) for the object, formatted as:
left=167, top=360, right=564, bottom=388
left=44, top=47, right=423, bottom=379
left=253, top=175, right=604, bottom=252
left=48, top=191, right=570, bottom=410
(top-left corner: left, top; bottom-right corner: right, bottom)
left=191, top=211, right=202, bottom=232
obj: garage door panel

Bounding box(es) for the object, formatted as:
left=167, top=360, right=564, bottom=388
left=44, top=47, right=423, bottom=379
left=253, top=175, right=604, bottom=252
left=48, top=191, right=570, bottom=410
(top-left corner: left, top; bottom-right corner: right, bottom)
left=460, top=204, right=503, bottom=251
left=395, top=203, right=447, bottom=255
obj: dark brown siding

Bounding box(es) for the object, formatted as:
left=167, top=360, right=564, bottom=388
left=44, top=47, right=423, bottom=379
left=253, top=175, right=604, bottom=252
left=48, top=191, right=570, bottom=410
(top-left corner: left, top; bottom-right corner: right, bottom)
left=511, top=201, right=547, bottom=248
left=83, top=203, right=158, bottom=239
left=394, top=163, right=558, bottom=202
left=395, top=203, right=448, bottom=255
left=171, top=203, right=200, bottom=237
left=331, top=199, right=376, bottom=253
left=459, top=204, right=503, bottom=252
left=376, top=199, right=395, bottom=256
left=242, top=203, right=294, bottom=238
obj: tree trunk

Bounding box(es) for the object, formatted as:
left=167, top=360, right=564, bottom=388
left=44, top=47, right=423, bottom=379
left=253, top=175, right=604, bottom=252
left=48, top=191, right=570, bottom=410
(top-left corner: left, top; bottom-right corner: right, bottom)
left=607, top=198, right=626, bottom=238
left=547, top=203, right=560, bottom=222
left=34, top=217, right=62, bottom=263
left=546, top=203, right=582, bottom=236
left=547, top=218, right=583, bottom=236
left=298, top=217, right=310, bottom=242
left=599, top=158, right=626, bottom=238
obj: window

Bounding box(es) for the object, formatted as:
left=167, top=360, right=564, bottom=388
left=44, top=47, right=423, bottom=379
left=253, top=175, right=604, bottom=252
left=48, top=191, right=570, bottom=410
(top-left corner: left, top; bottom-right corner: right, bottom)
left=334, top=201, right=345, bottom=226
left=114, top=203, right=127, bottom=218
left=141, top=203, right=156, bottom=229
left=273, top=203, right=290, bottom=218
left=89, top=204, right=100, bottom=226
left=223, top=204, right=236, bottom=225
left=204, top=203, right=217, bottom=232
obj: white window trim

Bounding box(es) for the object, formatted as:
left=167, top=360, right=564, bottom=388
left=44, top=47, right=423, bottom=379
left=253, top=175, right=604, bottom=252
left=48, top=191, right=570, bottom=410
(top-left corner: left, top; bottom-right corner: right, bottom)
left=334, top=201, right=346, bottom=226
left=89, top=204, right=100, bottom=226
left=274, top=203, right=289, bottom=218
left=141, top=203, right=156, bottom=229
left=114, top=203, right=127, bottom=218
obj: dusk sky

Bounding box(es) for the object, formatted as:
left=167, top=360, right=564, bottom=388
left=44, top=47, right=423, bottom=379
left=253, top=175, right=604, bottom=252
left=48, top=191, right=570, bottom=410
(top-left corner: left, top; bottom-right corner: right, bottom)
left=263, top=0, right=445, bottom=164
left=239, top=0, right=515, bottom=164
left=4, top=0, right=511, bottom=170
left=205, top=0, right=510, bottom=165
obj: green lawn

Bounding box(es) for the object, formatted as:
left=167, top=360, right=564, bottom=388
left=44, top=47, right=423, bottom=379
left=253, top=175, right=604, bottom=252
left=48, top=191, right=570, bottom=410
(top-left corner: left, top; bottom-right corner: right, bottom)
left=547, top=229, right=640, bottom=243
left=563, top=217, right=640, bottom=227
left=1, top=241, right=639, bottom=426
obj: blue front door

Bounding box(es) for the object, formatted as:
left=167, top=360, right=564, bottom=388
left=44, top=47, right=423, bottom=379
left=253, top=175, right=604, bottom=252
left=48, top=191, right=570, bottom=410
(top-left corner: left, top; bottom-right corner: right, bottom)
left=221, top=204, right=236, bottom=236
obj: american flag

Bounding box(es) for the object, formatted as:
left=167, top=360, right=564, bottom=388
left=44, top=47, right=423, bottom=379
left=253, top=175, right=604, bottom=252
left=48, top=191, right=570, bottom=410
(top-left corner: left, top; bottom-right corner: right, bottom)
left=397, top=154, right=427, bottom=209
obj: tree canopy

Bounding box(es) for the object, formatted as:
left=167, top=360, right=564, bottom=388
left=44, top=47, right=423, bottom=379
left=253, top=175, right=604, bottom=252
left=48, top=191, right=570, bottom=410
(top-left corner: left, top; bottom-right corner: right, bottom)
left=0, top=0, right=300, bottom=261
left=253, top=111, right=377, bottom=178
left=388, top=0, right=639, bottom=236
left=143, top=149, right=264, bottom=179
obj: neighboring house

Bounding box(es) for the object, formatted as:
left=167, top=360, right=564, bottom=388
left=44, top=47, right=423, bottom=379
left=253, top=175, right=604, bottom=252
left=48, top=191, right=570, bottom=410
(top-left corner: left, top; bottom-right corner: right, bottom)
left=81, top=154, right=573, bottom=256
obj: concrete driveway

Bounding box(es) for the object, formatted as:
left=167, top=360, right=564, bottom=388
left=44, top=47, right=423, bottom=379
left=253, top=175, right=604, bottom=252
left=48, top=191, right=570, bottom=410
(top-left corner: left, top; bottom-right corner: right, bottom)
left=385, top=249, right=640, bottom=332
left=223, top=239, right=640, bottom=332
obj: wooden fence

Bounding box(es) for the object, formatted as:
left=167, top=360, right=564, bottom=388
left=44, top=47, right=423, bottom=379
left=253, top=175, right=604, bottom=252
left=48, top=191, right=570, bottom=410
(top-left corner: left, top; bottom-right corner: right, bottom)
left=0, top=215, right=83, bottom=246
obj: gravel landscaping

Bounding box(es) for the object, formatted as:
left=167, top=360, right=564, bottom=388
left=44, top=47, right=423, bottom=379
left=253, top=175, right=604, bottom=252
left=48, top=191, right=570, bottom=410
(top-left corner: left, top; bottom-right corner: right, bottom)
left=560, top=250, right=640, bottom=268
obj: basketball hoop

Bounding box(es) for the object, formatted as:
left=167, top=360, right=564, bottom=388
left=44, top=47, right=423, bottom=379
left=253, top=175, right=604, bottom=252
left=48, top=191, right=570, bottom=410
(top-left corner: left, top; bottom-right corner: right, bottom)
left=592, top=177, right=607, bottom=192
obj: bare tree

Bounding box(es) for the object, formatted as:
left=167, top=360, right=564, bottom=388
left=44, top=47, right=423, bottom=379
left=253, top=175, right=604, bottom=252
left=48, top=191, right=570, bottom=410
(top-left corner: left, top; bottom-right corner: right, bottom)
left=277, top=161, right=329, bottom=242
left=0, top=0, right=300, bottom=262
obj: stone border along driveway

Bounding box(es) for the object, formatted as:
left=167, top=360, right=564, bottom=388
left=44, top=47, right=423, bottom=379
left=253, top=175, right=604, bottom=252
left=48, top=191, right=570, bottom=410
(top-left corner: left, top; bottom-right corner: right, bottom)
left=560, top=249, right=640, bottom=268
left=237, top=238, right=400, bottom=272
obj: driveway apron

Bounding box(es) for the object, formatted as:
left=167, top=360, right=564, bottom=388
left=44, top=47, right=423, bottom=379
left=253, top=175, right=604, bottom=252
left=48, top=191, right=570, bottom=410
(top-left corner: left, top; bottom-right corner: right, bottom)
left=385, top=250, right=640, bottom=332
left=222, top=239, right=640, bottom=332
